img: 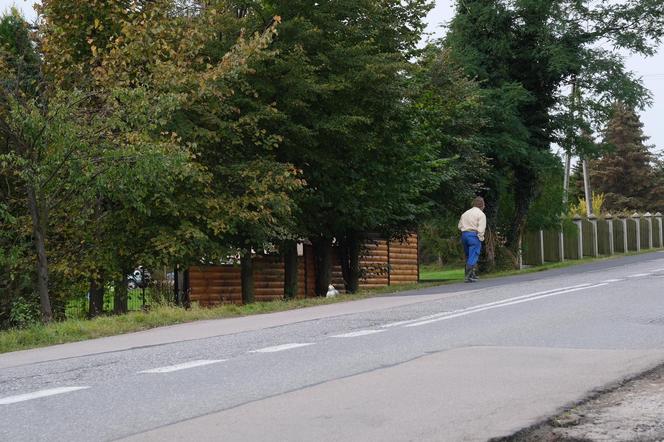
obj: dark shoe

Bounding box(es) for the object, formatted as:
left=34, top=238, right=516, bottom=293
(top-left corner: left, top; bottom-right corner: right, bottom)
left=469, top=266, right=480, bottom=282
left=464, top=265, right=472, bottom=283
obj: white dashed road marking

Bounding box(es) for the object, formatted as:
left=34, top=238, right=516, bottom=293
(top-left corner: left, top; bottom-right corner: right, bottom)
left=139, top=360, right=226, bottom=374
left=602, top=279, right=625, bottom=283
left=0, top=387, right=90, bottom=405
left=331, top=330, right=385, bottom=338
left=249, top=343, right=314, bottom=353
left=627, top=273, right=651, bottom=278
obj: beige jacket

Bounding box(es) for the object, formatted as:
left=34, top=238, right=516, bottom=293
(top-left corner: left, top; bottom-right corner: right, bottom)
left=458, top=207, right=486, bottom=241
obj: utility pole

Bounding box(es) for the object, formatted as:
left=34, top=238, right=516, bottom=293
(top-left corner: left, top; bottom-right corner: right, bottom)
left=562, top=78, right=578, bottom=210
left=563, top=77, right=593, bottom=215
left=582, top=157, right=593, bottom=216
left=563, top=153, right=571, bottom=208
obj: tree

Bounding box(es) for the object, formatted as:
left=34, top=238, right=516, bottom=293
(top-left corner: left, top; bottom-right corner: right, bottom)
left=243, top=0, right=435, bottom=294
left=34, top=0, right=302, bottom=310
left=0, top=10, right=42, bottom=325
left=590, top=103, right=657, bottom=212
left=410, top=46, right=491, bottom=265
left=444, top=0, right=664, bottom=267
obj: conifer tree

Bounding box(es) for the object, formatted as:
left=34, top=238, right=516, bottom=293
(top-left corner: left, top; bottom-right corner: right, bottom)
left=590, top=103, right=655, bottom=212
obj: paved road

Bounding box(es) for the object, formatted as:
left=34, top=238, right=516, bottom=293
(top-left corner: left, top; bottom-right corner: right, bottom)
left=2, top=252, right=664, bottom=441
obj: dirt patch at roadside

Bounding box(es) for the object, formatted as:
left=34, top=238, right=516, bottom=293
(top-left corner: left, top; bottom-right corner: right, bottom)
left=495, top=363, right=664, bottom=441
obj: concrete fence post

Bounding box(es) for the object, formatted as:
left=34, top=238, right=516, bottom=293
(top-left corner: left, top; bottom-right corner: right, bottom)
left=558, top=228, right=565, bottom=262
left=588, top=214, right=599, bottom=257
left=644, top=212, right=653, bottom=249
left=605, top=213, right=614, bottom=255
left=656, top=213, right=663, bottom=248
left=573, top=215, right=583, bottom=259
left=539, top=230, right=545, bottom=265
left=619, top=214, right=628, bottom=253
left=632, top=212, right=641, bottom=252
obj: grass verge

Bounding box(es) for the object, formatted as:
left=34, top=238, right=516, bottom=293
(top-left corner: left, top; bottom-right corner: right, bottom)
left=420, top=250, right=659, bottom=282
left=2, top=250, right=660, bottom=354
left=0, top=282, right=440, bottom=354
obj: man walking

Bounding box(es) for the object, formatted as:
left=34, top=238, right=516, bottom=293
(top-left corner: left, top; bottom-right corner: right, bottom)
left=458, top=197, right=486, bottom=283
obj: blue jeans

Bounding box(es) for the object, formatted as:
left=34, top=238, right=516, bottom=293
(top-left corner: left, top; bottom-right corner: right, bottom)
left=461, top=231, right=482, bottom=267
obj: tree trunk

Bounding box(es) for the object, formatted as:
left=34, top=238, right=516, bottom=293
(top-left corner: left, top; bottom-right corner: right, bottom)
left=479, top=185, right=501, bottom=273
left=339, top=233, right=361, bottom=294
left=312, top=238, right=332, bottom=297
left=241, top=250, right=254, bottom=304
left=174, top=266, right=180, bottom=306
left=88, top=197, right=105, bottom=318
left=114, top=265, right=129, bottom=314
left=26, top=185, right=52, bottom=323
left=283, top=241, right=298, bottom=300
left=506, top=166, right=538, bottom=268
left=88, top=276, right=105, bottom=318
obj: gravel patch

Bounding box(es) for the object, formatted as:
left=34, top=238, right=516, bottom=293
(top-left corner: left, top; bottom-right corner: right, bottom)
left=496, top=363, right=664, bottom=441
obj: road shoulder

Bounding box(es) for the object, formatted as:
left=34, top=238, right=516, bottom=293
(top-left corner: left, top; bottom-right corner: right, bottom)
left=118, top=346, right=664, bottom=442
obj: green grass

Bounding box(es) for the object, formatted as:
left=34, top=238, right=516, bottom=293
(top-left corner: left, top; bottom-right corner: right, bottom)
left=1, top=283, right=440, bottom=354
left=419, top=265, right=466, bottom=282
left=419, top=249, right=661, bottom=282
left=2, top=249, right=660, bottom=354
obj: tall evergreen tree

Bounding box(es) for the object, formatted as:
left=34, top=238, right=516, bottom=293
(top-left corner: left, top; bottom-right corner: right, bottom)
left=590, top=103, right=656, bottom=212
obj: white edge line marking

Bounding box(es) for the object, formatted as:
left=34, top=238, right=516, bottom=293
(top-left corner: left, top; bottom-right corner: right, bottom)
left=627, top=273, right=651, bottom=278
left=249, top=343, right=313, bottom=353
left=381, top=283, right=593, bottom=329
left=0, top=387, right=90, bottom=405
left=405, top=283, right=609, bottom=328
left=602, top=279, right=625, bottom=283
left=331, top=330, right=385, bottom=338
left=139, top=359, right=226, bottom=374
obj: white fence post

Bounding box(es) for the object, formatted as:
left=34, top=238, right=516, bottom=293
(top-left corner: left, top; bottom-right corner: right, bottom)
left=656, top=213, right=663, bottom=248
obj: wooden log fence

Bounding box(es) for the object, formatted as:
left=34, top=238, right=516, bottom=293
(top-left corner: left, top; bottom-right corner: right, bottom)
left=522, top=212, right=664, bottom=268
left=187, top=234, right=419, bottom=306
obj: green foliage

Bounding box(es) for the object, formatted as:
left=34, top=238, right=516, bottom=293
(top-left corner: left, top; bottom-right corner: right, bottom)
left=242, top=0, right=436, bottom=243
left=526, top=158, right=565, bottom=230
left=8, top=296, right=41, bottom=328
left=418, top=219, right=465, bottom=266
left=411, top=47, right=489, bottom=219
left=443, top=0, right=664, bottom=257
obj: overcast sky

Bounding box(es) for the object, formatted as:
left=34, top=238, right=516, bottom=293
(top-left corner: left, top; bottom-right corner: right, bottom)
left=3, top=0, right=663, bottom=151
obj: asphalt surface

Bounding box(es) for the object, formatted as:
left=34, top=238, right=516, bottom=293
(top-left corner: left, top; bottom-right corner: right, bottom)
left=1, top=252, right=664, bottom=441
